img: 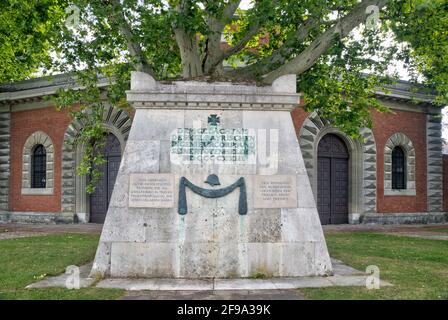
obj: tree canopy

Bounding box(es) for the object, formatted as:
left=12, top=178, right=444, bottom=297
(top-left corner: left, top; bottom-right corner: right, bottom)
left=0, top=0, right=64, bottom=83
left=3, top=1, right=447, bottom=118
left=1, top=0, right=447, bottom=190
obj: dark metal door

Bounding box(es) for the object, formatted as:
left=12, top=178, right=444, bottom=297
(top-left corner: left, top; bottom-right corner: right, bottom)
left=90, top=134, right=122, bottom=224
left=317, top=134, right=349, bottom=225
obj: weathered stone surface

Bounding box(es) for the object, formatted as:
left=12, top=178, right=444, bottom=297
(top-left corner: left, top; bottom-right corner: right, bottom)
left=90, top=73, right=332, bottom=279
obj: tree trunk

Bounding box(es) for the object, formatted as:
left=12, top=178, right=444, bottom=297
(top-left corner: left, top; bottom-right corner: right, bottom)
left=175, top=29, right=203, bottom=78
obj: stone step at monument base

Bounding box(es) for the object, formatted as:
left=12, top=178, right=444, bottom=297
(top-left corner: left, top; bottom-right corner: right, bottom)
left=96, top=276, right=392, bottom=291
left=27, top=260, right=392, bottom=290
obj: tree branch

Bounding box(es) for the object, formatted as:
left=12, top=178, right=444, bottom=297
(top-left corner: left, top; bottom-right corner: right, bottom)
left=262, top=0, right=390, bottom=84
left=207, top=0, right=278, bottom=72
left=221, top=20, right=262, bottom=60
left=174, top=0, right=203, bottom=78
left=202, top=0, right=241, bottom=75
left=222, top=0, right=242, bottom=22
left=110, top=0, right=155, bottom=77
left=227, top=16, right=321, bottom=78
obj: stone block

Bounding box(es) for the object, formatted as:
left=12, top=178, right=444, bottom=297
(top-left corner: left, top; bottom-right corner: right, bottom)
left=246, top=209, right=282, bottom=243
left=110, top=242, right=176, bottom=278
left=179, top=243, right=218, bottom=278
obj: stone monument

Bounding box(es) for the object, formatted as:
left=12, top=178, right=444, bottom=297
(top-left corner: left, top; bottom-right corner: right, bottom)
left=90, top=72, right=332, bottom=279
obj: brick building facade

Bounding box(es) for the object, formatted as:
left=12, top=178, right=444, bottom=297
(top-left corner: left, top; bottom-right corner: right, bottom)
left=0, top=74, right=446, bottom=224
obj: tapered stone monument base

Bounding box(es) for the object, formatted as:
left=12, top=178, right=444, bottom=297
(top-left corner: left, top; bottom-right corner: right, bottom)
left=90, top=72, right=332, bottom=278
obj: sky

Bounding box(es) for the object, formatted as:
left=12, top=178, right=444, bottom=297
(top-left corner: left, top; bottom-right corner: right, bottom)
left=240, top=0, right=253, bottom=10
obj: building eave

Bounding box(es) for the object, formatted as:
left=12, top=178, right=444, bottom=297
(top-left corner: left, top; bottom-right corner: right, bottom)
left=0, top=72, right=439, bottom=110
left=0, top=74, right=113, bottom=105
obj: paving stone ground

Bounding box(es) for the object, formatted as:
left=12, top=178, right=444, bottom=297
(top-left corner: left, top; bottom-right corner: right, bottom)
left=0, top=231, right=49, bottom=240
left=121, top=289, right=306, bottom=300
left=0, top=223, right=103, bottom=238
left=323, top=223, right=448, bottom=240
left=322, top=223, right=448, bottom=234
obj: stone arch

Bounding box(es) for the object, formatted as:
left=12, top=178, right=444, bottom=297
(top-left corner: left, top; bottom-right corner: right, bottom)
left=61, top=105, right=132, bottom=221
left=384, top=132, right=416, bottom=196
left=22, top=131, right=54, bottom=195
left=299, top=112, right=377, bottom=222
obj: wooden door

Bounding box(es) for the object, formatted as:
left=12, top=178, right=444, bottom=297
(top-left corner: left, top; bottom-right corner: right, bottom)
left=317, top=134, right=349, bottom=225
left=90, top=134, right=122, bottom=223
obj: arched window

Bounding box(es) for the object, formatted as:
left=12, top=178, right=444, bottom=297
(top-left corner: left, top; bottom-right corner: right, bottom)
left=22, top=131, right=54, bottom=195
left=391, top=146, right=406, bottom=190
left=31, top=144, right=46, bottom=188
left=384, top=133, right=415, bottom=196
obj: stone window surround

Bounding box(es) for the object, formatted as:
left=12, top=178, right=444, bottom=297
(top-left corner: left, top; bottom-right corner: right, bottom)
left=21, top=131, right=54, bottom=195
left=384, top=132, right=416, bottom=196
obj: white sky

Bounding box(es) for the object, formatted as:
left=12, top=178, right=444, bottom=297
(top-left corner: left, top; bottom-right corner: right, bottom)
left=240, top=0, right=253, bottom=10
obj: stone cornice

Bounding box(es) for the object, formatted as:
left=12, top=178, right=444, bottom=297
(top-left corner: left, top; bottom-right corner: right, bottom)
left=126, top=72, right=301, bottom=111
left=127, top=92, right=301, bottom=111
left=0, top=72, right=441, bottom=113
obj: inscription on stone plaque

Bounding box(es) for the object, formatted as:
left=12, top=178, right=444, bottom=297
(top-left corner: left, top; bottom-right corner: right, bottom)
left=170, top=117, right=256, bottom=164
left=128, top=174, right=174, bottom=208
left=253, top=175, right=297, bottom=208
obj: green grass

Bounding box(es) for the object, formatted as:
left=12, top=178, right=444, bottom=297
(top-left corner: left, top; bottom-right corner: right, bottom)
left=2, top=231, right=447, bottom=300
left=0, top=234, right=124, bottom=300
left=301, top=233, right=448, bottom=300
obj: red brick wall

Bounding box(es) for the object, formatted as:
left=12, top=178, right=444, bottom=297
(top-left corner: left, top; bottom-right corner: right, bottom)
left=9, top=105, right=429, bottom=214
left=291, top=107, right=309, bottom=137
left=372, top=109, right=427, bottom=213
left=10, top=107, right=71, bottom=212
left=444, top=155, right=448, bottom=212
left=290, top=107, right=428, bottom=214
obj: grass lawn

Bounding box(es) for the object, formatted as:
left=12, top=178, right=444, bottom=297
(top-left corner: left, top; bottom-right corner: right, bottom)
left=0, top=234, right=124, bottom=300
left=1, top=231, right=447, bottom=300
left=301, top=232, right=448, bottom=300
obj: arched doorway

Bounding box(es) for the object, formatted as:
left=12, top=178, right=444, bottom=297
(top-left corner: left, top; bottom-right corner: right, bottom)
left=89, top=133, right=122, bottom=223
left=317, top=134, right=349, bottom=225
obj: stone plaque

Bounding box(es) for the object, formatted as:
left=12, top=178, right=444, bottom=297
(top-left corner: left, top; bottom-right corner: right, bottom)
left=170, top=124, right=256, bottom=164
left=128, top=174, right=174, bottom=208
left=253, top=175, right=297, bottom=208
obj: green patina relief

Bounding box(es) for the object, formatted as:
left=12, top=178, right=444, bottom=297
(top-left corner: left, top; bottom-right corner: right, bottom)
left=170, top=116, right=256, bottom=164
